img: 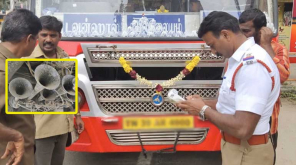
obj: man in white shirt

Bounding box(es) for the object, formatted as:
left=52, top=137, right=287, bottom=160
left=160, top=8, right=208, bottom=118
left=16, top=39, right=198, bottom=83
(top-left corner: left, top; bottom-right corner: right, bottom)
left=177, top=11, right=280, bottom=165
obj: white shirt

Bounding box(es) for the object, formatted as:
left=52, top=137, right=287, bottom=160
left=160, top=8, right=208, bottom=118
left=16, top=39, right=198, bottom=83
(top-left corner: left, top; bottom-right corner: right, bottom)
left=216, top=37, right=280, bottom=135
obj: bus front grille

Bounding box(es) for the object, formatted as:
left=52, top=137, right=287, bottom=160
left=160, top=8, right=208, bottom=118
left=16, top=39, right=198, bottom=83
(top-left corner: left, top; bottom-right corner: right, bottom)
left=106, top=129, right=209, bottom=145
left=93, top=86, right=219, bottom=115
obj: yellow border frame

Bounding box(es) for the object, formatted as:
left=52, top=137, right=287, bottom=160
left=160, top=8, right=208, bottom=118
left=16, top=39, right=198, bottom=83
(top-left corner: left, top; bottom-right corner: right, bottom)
left=5, top=59, right=78, bottom=114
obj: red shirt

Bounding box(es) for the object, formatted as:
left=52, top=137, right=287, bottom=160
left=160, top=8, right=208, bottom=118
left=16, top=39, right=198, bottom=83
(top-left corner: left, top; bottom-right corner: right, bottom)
left=270, top=41, right=290, bottom=134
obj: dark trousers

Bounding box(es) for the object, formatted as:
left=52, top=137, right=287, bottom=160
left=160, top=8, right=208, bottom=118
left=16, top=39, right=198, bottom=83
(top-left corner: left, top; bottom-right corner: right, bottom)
left=271, top=131, right=278, bottom=149
left=271, top=132, right=278, bottom=165
left=35, top=133, right=68, bottom=165
left=269, top=117, right=278, bottom=149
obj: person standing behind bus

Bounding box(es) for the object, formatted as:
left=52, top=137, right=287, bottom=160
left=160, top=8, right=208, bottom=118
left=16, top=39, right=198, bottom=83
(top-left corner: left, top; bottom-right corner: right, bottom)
left=26, top=16, right=84, bottom=165
left=0, top=9, right=42, bottom=165
left=239, top=8, right=290, bottom=150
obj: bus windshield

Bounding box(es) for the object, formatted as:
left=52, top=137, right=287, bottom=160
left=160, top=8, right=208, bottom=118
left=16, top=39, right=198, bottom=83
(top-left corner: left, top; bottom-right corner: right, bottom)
left=36, top=0, right=277, bottom=40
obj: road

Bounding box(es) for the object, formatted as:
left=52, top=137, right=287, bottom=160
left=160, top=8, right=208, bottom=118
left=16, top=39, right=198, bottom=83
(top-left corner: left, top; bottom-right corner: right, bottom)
left=64, top=97, right=296, bottom=165
left=64, top=151, right=222, bottom=165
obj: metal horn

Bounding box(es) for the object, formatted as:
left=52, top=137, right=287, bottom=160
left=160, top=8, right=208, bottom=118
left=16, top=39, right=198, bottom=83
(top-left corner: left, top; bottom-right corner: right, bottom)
left=38, top=89, right=58, bottom=101
left=67, top=94, right=75, bottom=102
left=9, top=78, right=33, bottom=101
left=28, top=64, right=60, bottom=99
left=57, top=75, right=75, bottom=96
left=72, top=78, right=75, bottom=90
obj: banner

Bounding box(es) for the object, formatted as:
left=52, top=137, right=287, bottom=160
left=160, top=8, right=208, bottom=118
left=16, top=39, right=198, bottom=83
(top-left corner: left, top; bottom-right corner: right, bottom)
left=290, top=0, right=296, bottom=52
left=62, top=14, right=122, bottom=37
left=278, top=1, right=293, bottom=50
left=126, top=15, right=185, bottom=37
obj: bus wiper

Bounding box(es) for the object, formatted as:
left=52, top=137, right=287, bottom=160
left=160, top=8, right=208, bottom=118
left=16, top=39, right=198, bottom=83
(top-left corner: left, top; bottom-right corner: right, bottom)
left=234, top=0, right=241, bottom=12
left=142, top=0, right=146, bottom=11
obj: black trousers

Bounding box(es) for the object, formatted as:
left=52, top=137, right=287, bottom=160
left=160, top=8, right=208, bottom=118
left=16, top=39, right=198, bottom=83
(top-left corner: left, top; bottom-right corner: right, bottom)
left=35, top=133, right=68, bottom=165
left=271, top=131, right=278, bottom=149
left=269, top=117, right=278, bottom=165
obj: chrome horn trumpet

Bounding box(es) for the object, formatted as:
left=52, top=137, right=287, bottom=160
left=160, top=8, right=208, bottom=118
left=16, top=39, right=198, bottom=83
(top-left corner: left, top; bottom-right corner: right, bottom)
left=28, top=64, right=61, bottom=99
left=56, top=75, right=75, bottom=96
left=9, top=77, right=33, bottom=101
left=38, top=89, right=58, bottom=101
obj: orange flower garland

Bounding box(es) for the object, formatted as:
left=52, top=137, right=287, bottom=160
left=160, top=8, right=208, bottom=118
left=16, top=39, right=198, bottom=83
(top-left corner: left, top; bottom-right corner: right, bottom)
left=119, top=56, right=200, bottom=93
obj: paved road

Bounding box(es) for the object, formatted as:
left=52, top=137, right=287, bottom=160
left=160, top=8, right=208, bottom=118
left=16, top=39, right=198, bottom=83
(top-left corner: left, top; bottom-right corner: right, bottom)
left=64, top=98, right=296, bottom=165
left=276, top=98, right=296, bottom=165
left=64, top=151, right=222, bottom=165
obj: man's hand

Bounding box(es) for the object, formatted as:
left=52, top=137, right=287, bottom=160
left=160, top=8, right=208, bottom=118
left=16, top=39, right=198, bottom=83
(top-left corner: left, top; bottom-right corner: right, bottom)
left=176, top=95, right=206, bottom=115
left=259, top=27, right=273, bottom=46
left=0, top=134, right=24, bottom=165
left=259, top=27, right=276, bottom=58
left=75, top=116, right=84, bottom=134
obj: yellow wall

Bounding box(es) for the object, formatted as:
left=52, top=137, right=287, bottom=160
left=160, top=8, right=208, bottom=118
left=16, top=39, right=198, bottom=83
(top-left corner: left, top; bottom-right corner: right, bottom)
left=278, top=1, right=293, bottom=51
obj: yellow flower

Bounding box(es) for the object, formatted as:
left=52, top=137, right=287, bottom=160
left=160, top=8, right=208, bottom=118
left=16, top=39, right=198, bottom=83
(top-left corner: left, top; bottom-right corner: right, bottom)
left=119, top=57, right=126, bottom=65
left=119, top=57, right=133, bottom=73
left=192, top=56, right=200, bottom=64
left=123, top=64, right=132, bottom=73
left=186, top=63, right=194, bottom=72
left=185, top=56, right=200, bottom=72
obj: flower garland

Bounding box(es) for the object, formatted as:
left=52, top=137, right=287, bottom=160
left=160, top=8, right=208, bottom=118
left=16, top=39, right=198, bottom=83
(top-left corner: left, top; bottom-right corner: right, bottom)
left=119, top=56, right=200, bottom=94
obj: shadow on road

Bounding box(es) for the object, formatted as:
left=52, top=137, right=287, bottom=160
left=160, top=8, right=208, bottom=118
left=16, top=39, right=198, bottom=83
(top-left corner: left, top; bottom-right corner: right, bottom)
left=64, top=151, right=222, bottom=165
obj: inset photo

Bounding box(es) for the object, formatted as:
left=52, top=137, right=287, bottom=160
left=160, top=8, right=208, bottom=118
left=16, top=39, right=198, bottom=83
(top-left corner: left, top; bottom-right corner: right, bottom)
left=5, top=59, right=78, bottom=114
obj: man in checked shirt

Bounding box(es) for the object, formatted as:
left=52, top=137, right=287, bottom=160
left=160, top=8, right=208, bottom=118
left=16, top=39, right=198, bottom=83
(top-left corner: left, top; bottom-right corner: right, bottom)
left=239, top=8, right=290, bottom=150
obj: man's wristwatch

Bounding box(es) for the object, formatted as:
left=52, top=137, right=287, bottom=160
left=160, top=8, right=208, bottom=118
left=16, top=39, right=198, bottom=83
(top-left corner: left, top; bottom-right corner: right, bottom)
left=199, top=105, right=209, bottom=121
left=75, top=112, right=81, bottom=116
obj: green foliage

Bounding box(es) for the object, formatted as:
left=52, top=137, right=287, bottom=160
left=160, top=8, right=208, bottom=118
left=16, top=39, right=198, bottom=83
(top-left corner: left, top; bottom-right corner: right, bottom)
left=0, top=0, right=9, bottom=10
left=281, top=85, right=296, bottom=102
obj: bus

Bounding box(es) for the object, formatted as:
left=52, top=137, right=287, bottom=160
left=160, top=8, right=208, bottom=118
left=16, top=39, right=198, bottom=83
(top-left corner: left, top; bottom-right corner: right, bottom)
left=29, top=0, right=279, bottom=154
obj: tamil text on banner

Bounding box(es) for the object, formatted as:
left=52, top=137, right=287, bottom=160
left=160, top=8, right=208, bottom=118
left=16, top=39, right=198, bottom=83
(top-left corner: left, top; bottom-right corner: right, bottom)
left=126, top=14, right=185, bottom=37
left=62, top=14, right=122, bottom=37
